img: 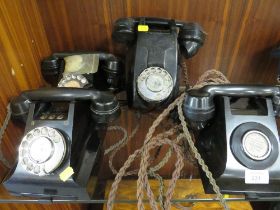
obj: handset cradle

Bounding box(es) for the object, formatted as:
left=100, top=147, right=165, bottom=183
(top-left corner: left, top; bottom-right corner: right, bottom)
left=184, top=84, right=280, bottom=127
left=41, top=52, right=123, bottom=91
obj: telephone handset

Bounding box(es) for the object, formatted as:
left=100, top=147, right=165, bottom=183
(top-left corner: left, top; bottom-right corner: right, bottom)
left=41, top=52, right=123, bottom=92
left=112, top=17, right=205, bottom=110
left=112, top=17, right=205, bottom=58
left=183, top=84, right=280, bottom=197
left=4, top=88, right=120, bottom=199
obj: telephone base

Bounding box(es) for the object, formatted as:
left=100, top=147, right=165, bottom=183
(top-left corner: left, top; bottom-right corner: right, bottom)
left=196, top=96, right=280, bottom=197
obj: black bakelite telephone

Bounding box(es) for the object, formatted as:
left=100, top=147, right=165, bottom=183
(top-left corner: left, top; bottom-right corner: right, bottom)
left=183, top=84, right=280, bottom=197
left=3, top=88, right=120, bottom=199
left=112, top=17, right=205, bottom=110
left=41, top=52, right=123, bottom=92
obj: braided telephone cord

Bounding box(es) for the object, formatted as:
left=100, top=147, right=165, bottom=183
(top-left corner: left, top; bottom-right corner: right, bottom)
left=107, top=96, right=184, bottom=210
left=107, top=69, right=231, bottom=210
left=106, top=121, right=179, bottom=177
left=105, top=126, right=128, bottom=155
left=106, top=123, right=176, bottom=176
left=177, top=96, right=229, bottom=210
left=106, top=127, right=181, bottom=209
left=107, top=137, right=185, bottom=210
left=0, top=103, right=12, bottom=168
left=106, top=60, right=190, bottom=209
left=148, top=170, right=165, bottom=209
left=106, top=124, right=139, bottom=175
left=137, top=136, right=185, bottom=210
left=147, top=133, right=185, bottom=210
left=181, top=59, right=189, bottom=86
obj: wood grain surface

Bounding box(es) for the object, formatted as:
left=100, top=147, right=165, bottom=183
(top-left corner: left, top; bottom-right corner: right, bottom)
left=0, top=0, right=50, bottom=179
left=0, top=0, right=280, bottom=209
left=0, top=0, right=85, bottom=209
left=103, top=179, right=252, bottom=210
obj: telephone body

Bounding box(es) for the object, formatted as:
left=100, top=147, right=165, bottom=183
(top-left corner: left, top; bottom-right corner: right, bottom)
left=112, top=17, right=205, bottom=110
left=41, top=52, right=123, bottom=92
left=3, top=88, right=120, bottom=199
left=183, top=84, right=280, bottom=197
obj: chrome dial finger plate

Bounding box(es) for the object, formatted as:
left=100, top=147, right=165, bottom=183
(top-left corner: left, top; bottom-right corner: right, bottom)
left=58, top=74, right=89, bottom=88
left=137, top=67, right=173, bottom=102
left=19, top=126, right=66, bottom=176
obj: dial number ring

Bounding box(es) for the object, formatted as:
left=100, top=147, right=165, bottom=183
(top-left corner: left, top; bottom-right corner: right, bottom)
left=137, top=67, right=173, bottom=102
left=19, top=126, right=66, bottom=176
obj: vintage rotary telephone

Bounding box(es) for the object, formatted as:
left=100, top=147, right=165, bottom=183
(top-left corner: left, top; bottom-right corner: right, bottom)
left=112, top=17, right=205, bottom=110
left=3, top=88, right=120, bottom=199
left=183, top=84, right=280, bottom=197
left=41, top=52, right=123, bottom=92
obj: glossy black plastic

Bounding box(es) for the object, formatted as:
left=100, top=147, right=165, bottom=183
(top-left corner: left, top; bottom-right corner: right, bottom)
left=10, top=88, right=120, bottom=124
left=41, top=52, right=123, bottom=91
left=196, top=96, right=280, bottom=197
left=113, top=17, right=205, bottom=110
left=184, top=84, right=280, bottom=128
left=4, top=101, right=104, bottom=199
left=112, top=17, right=206, bottom=58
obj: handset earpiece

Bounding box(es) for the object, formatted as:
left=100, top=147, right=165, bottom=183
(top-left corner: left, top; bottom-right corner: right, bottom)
left=41, top=55, right=62, bottom=85
left=10, top=96, right=31, bottom=124
left=112, top=18, right=136, bottom=44
left=103, top=57, right=124, bottom=91
left=178, top=23, right=206, bottom=58
left=183, top=89, right=215, bottom=130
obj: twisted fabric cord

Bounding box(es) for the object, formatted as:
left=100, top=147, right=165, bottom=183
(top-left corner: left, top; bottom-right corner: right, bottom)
left=136, top=97, right=185, bottom=210
left=107, top=128, right=181, bottom=210
left=181, top=59, right=189, bottom=86
left=0, top=103, right=12, bottom=168
left=107, top=69, right=231, bottom=210
left=105, top=112, right=141, bottom=156
left=107, top=96, right=184, bottom=210
left=163, top=134, right=185, bottom=210
left=177, top=97, right=229, bottom=210
left=107, top=124, right=139, bottom=175
left=149, top=128, right=181, bottom=209
left=107, top=60, right=190, bottom=209
left=172, top=203, right=191, bottom=210
left=148, top=170, right=165, bottom=209
left=147, top=133, right=184, bottom=210
left=138, top=138, right=185, bottom=210
left=105, top=126, right=128, bottom=155
left=106, top=124, right=178, bottom=177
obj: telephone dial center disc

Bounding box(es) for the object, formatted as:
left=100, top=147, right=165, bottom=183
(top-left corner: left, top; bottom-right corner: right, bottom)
left=137, top=67, right=173, bottom=102
left=19, top=127, right=66, bottom=176
left=28, top=137, right=54, bottom=163
left=242, top=130, right=272, bottom=160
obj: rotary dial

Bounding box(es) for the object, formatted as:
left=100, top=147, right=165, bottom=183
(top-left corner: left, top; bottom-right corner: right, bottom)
left=58, top=74, right=89, bottom=88
left=137, top=67, right=173, bottom=102
left=19, top=126, right=66, bottom=176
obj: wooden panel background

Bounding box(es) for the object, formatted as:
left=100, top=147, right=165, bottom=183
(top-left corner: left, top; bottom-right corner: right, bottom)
left=0, top=0, right=85, bottom=209
left=0, top=0, right=280, bottom=208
